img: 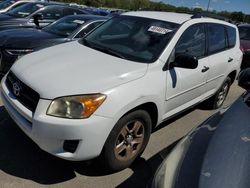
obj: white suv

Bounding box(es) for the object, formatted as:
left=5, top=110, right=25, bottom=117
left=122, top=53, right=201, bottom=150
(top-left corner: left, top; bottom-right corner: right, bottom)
left=0, top=11, right=242, bottom=171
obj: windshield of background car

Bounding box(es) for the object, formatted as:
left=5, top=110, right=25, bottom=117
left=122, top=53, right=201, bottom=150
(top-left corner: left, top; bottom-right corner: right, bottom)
left=43, top=16, right=86, bottom=37
left=81, top=15, right=180, bottom=63
left=0, top=0, right=17, bottom=10
left=6, top=3, right=45, bottom=18
left=239, top=26, right=250, bottom=40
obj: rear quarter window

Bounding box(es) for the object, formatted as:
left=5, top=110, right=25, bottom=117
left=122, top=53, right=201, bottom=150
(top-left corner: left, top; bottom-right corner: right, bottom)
left=226, top=26, right=236, bottom=48
left=208, top=23, right=226, bottom=54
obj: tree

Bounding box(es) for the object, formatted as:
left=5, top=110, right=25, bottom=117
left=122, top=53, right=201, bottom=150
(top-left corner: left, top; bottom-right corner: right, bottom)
left=230, top=11, right=244, bottom=22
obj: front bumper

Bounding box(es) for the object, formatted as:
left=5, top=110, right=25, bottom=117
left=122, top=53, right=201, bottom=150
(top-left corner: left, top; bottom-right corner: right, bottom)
left=0, top=76, right=115, bottom=161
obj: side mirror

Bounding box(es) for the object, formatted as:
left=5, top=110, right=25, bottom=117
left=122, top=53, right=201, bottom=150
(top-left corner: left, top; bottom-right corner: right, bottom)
left=33, top=13, right=43, bottom=28
left=171, top=54, right=198, bottom=69
left=238, top=68, right=250, bottom=90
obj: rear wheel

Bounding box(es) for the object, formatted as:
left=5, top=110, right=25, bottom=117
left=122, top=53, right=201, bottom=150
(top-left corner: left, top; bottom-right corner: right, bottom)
left=101, top=110, right=152, bottom=171
left=203, top=77, right=231, bottom=109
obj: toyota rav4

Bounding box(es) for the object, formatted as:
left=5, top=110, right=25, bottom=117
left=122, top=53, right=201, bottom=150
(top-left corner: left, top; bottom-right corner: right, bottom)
left=0, top=11, right=242, bottom=171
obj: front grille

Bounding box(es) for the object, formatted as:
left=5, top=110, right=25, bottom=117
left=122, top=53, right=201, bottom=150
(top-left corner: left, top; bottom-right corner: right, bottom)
left=6, top=71, right=40, bottom=112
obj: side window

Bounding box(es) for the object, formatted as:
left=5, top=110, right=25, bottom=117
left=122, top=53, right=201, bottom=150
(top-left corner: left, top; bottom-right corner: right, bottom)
left=75, top=21, right=103, bottom=38
left=226, top=26, right=236, bottom=48
left=208, top=24, right=226, bottom=54
left=175, top=24, right=206, bottom=58
left=38, top=6, right=63, bottom=20
left=64, top=8, right=84, bottom=16
left=9, top=2, right=27, bottom=10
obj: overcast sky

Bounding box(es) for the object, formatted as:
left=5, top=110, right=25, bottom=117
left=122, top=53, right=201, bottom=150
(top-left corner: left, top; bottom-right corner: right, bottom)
left=154, top=0, right=250, bottom=14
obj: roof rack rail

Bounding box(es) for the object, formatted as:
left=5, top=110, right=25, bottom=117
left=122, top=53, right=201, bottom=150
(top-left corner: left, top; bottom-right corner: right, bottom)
left=191, top=12, right=232, bottom=23
left=191, top=13, right=203, bottom=19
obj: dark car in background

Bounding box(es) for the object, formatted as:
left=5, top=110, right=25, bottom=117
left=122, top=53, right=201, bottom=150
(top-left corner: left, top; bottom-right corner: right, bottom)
left=151, top=69, right=250, bottom=188
left=0, top=14, right=107, bottom=73
left=238, top=24, right=250, bottom=69
left=0, top=2, right=88, bottom=31
left=0, top=0, right=35, bottom=13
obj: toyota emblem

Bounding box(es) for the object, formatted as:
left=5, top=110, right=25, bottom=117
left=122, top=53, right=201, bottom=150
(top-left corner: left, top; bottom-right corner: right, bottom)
left=12, top=82, right=21, bottom=97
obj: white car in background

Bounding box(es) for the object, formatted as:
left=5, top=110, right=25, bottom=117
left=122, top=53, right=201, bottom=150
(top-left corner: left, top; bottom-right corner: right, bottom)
left=0, top=11, right=242, bottom=171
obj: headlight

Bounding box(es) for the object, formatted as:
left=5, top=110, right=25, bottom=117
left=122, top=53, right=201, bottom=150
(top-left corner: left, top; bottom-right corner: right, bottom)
left=47, top=94, right=106, bottom=119
left=5, top=49, right=34, bottom=56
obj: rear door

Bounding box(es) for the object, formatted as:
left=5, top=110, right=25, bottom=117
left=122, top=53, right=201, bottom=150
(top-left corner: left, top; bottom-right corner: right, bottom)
left=206, top=23, right=235, bottom=95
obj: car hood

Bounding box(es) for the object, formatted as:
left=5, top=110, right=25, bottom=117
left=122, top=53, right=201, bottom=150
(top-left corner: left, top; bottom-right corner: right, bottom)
left=240, top=39, right=250, bottom=51
left=0, top=28, right=62, bottom=49
left=11, top=41, right=148, bottom=99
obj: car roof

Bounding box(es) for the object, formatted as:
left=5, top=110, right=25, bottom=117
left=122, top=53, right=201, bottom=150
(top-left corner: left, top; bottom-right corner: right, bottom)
left=37, top=3, right=89, bottom=12
left=122, top=11, right=192, bottom=24
left=238, top=24, right=250, bottom=28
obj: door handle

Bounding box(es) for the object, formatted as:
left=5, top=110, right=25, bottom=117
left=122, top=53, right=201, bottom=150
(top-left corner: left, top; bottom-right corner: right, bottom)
left=228, top=57, right=233, bottom=62
left=202, top=66, right=210, bottom=73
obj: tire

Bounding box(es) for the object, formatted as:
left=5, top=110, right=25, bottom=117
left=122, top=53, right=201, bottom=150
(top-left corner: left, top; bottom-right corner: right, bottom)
left=101, top=110, right=152, bottom=171
left=203, top=77, right=231, bottom=109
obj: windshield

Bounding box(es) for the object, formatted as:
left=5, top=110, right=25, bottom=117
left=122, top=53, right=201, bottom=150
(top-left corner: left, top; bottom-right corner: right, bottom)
left=43, top=16, right=86, bottom=37
left=239, top=26, right=250, bottom=40
left=0, top=0, right=17, bottom=10
left=81, top=15, right=179, bottom=63
left=6, top=3, right=45, bottom=18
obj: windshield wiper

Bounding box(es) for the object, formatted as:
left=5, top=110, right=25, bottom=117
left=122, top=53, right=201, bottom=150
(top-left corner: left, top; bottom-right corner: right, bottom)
left=96, top=47, right=126, bottom=59
left=82, top=38, right=125, bottom=59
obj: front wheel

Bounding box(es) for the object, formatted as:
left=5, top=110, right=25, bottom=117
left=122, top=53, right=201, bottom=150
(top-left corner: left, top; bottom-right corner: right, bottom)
left=101, top=110, right=152, bottom=171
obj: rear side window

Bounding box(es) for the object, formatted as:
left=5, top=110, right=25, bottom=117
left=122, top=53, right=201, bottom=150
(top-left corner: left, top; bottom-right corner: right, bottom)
left=175, top=24, right=206, bottom=59
left=226, top=26, right=236, bottom=48
left=208, top=24, right=226, bottom=54
left=238, top=26, right=250, bottom=40
left=39, top=6, right=63, bottom=19
left=63, top=8, right=84, bottom=15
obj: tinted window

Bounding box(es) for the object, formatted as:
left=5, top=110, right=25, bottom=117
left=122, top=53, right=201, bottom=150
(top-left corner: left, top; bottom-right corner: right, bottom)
left=82, top=15, right=179, bottom=63
left=38, top=6, right=63, bottom=20
left=43, top=16, right=86, bottom=37
left=9, top=2, right=27, bottom=10
left=239, top=26, right=250, bottom=41
left=0, top=0, right=18, bottom=10
left=63, top=8, right=84, bottom=15
left=175, top=24, right=206, bottom=58
left=226, top=26, right=236, bottom=48
left=6, top=3, right=45, bottom=18
left=208, top=24, right=226, bottom=54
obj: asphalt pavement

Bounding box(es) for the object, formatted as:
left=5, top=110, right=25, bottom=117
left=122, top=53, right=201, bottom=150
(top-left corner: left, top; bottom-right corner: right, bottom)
left=0, top=83, right=244, bottom=188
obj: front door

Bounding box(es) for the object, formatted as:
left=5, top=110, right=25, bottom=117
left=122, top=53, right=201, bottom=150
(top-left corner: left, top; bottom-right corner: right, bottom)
left=164, top=23, right=209, bottom=118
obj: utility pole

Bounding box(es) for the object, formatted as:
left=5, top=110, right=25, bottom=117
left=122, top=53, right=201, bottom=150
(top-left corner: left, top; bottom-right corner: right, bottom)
left=207, top=0, right=211, bottom=12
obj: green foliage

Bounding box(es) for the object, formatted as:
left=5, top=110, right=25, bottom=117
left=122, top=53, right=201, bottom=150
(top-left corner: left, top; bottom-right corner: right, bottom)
left=61, top=0, right=249, bottom=23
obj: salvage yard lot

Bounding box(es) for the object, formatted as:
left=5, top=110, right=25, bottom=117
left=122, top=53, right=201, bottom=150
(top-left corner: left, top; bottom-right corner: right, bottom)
left=0, top=83, right=244, bottom=188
